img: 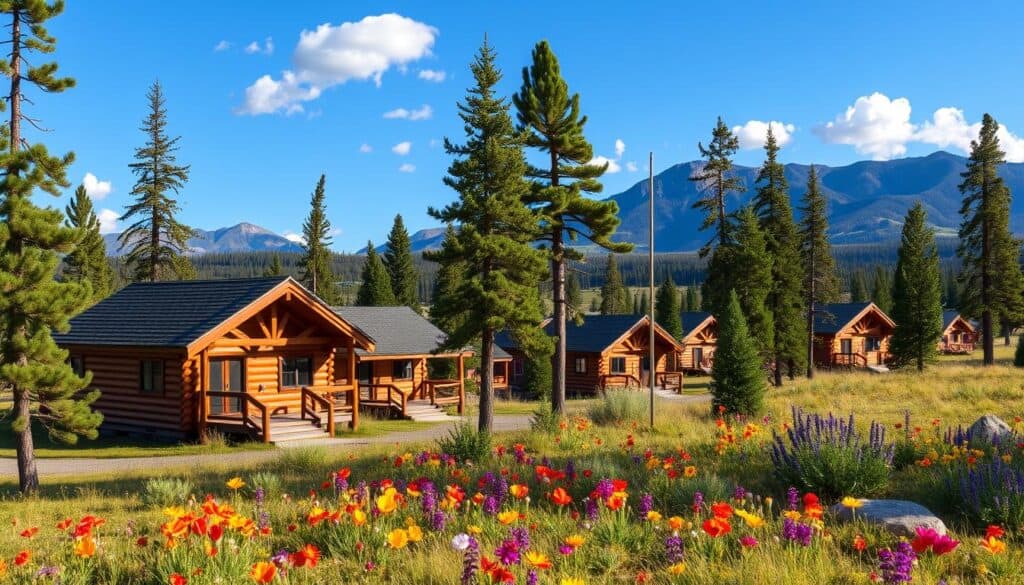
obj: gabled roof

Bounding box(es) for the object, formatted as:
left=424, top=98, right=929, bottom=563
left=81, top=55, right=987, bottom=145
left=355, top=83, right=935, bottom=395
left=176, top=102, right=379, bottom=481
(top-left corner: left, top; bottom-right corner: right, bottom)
left=334, top=306, right=466, bottom=358
left=943, top=310, right=973, bottom=332
left=54, top=277, right=375, bottom=355
left=814, top=302, right=893, bottom=335
left=496, top=315, right=681, bottom=354
left=680, top=311, right=714, bottom=339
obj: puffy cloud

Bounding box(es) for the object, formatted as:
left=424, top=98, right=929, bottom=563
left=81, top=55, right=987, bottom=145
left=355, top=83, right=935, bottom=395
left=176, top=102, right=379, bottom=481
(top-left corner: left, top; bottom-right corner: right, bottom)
left=418, top=69, right=446, bottom=82
left=997, top=127, right=1024, bottom=163
left=96, top=209, right=119, bottom=234
left=398, top=163, right=416, bottom=173
left=914, top=107, right=978, bottom=152
left=283, top=231, right=306, bottom=245
left=614, top=138, right=625, bottom=158
left=238, top=14, right=437, bottom=115
left=732, top=120, right=796, bottom=150
left=392, top=141, right=412, bottom=155
left=587, top=156, right=621, bottom=174
left=626, top=161, right=639, bottom=173
left=245, top=37, right=274, bottom=55
left=82, top=172, right=112, bottom=200
left=814, top=92, right=915, bottom=160
left=213, top=40, right=231, bottom=52
left=382, top=104, right=432, bottom=120
left=359, top=143, right=373, bottom=153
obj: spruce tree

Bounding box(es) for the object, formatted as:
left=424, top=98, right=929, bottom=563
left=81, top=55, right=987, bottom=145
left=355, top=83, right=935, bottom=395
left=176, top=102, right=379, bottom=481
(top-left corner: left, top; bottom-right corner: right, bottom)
left=679, top=288, right=688, bottom=312
left=425, top=38, right=547, bottom=433
left=752, top=126, right=805, bottom=386
left=0, top=1, right=102, bottom=493
left=710, top=290, right=766, bottom=415
left=298, top=174, right=339, bottom=303
left=730, top=206, right=774, bottom=357
left=1015, top=333, right=1024, bottom=367
left=384, top=214, right=419, bottom=309
left=263, top=253, right=283, bottom=277
left=565, top=270, right=583, bottom=323
left=588, top=296, right=600, bottom=313
left=689, top=117, right=744, bottom=257
left=798, top=165, right=839, bottom=378
left=849, top=270, right=869, bottom=302
left=958, top=113, right=1024, bottom=365
left=686, top=285, right=699, bottom=314
left=600, top=254, right=628, bottom=314
left=872, top=266, right=893, bottom=313
left=356, top=242, right=396, bottom=306
left=120, top=81, right=193, bottom=282
left=655, top=276, right=683, bottom=339
left=943, top=269, right=960, bottom=309
left=889, top=202, right=943, bottom=371
left=63, top=184, right=113, bottom=303
left=513, top=40, right=631, bottom=416
left=428, top=225, right=466, bottom=335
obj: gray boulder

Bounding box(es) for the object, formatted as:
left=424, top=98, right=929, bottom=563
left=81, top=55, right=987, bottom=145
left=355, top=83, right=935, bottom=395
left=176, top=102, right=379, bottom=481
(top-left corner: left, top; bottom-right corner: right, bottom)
left=968, top=414, right=1014, bottom=446
left=830, top=499, right=946, bottom=537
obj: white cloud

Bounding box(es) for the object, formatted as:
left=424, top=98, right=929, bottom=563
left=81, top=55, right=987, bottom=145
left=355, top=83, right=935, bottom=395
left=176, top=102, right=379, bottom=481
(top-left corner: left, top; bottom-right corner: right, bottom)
left=244, top=37, right=274, bottom=56
left=392, top=141, right=412, bottom=155
left=587, top=155, right=621, bottom=173
left=213, top=40, right=231, bottom=52
left=732, top=120, right=796, bottom=150
left=263, top=37, right=274, bottom=55
left=418, top=69, right=446, bottom=82
left=997, top=127, right=1024, bottom=163
left=915, top=107, right=978, bottom=153
left=398, top=163, right=416, bottom=173
left=238, top=14, right=437, bottom=115
left=429, top=138, right=440, bottom=148
left=96, top=209, right=119, bottom=234
left=359, top=143, right=373, bottom=153
left=283, top=231, right=306, bottom=245
left=815, top=92, right=915, bottom=160
left=614, top=138, right=625, bottom=158
left=382, top=104, right=432, bottom=120
left=82, top=172, right=112, bottom=200
left=626, top=161, right=638, bottom=173
left=244, top=41, right=260, bottom=54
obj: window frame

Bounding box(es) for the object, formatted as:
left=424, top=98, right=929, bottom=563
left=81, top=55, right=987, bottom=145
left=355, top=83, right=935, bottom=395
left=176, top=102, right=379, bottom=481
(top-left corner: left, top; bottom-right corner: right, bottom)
left=866, top=336, right=881, bottom=352
left=574, top=357, right=587, bottom=374
left=610, top=356, right=627, bottom=374
left=69, top=355, right=85, bottom=378
left=392, top=359, right=413, bottom=380
left=280, top=356, right=314, bottom=389
left=139, top=359, right=165, bottom=394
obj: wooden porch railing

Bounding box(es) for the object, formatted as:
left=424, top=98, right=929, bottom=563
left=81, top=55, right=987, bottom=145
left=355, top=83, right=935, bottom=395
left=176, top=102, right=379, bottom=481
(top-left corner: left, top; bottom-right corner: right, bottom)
left=599, top=373, right=642, bottom=392
left=832, top=352, right=867, bottom=368
left=655, top=371, right=683, bottom=390
left=360, top=383, right=409, bottom=418
left=941, top=342, right=974, bottom=354
left=300, top=386, right=336, bottom=436
left=424, top=379, right=463, bottom=414
left=205, top=391, right=271, bottom=443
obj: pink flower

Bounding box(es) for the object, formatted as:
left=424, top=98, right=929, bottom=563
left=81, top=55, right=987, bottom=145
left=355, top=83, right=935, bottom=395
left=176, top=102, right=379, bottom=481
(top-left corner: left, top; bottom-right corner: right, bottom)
left=739, top=535, right=758, bottom=548
left=911, top=526, right=959, bottom=556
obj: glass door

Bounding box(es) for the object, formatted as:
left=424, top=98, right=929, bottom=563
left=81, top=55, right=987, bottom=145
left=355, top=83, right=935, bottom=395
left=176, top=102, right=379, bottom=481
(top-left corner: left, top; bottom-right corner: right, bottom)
left=209, top=358, right=244, bottom=415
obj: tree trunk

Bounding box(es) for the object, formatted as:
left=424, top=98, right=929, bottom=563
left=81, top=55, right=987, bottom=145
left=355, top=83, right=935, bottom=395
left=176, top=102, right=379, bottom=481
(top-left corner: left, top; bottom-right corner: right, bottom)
left=551, top=229, right=566, bottom=415
left=14, top=389, right=38, bottom=493
left=983, top=310, right=994, bottom=365
left=478, top=328, right=495, bottom=433
left=773, top=356, right=782, bottom=387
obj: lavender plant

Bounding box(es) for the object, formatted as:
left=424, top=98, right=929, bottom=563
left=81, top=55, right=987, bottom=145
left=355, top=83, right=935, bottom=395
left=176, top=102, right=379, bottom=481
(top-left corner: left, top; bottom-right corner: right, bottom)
left=947, top=455, right=1024, bottom=530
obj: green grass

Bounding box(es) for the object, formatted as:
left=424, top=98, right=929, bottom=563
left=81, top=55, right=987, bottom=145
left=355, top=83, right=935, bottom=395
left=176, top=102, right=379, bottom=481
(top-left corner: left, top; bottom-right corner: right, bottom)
left=334, top=416, right=441, bottom=438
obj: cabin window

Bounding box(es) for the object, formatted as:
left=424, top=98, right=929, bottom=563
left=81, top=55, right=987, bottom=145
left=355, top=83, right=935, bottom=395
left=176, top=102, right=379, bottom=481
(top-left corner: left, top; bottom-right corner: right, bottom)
left=69, top=355, right=85, bottom=377
left=610, top=357, right=627, bottom=374
left=139, top=360, right=164, bottom=393
left=281, top=357, right=313, bottom=388
left=392, top=360, right=413, bottom=380
left=866, top=337, right=881, bottom=352
left=574, top=357, right=587, bottom=374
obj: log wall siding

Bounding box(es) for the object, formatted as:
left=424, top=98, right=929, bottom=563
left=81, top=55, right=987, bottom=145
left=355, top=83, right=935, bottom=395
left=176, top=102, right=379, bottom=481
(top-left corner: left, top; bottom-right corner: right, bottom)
left=812, top=310, right=894, bottom=367
left=940, top=319, right=975, bottom=347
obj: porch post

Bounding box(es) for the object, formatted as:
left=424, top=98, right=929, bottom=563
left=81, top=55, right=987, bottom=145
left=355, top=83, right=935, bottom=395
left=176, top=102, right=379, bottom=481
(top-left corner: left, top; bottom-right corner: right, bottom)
left=348, top=338, right=359, bottom=430
left=198, top=349, right=208, bottom=442
left=457, top=353, right=465, bottom=415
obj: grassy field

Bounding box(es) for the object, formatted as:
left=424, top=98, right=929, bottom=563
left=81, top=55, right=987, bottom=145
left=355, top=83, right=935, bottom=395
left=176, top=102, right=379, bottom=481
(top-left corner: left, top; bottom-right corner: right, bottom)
left=0, top=347, right=1021, bottom=583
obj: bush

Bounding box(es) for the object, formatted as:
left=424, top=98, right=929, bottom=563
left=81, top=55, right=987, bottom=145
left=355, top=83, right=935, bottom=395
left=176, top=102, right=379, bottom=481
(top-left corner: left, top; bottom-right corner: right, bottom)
left=587, top=391, right=647, bottom=426
left=143, top=477, right=194, bottom=506
left=530, top=402, right=561, bottom=434
left=770, top=407, right=894, bottom=500
left=522, top=351, right=552, bottom=401
left=437, top=422, right=491, bottom=463
left=249, top=471, right=282, bottom=497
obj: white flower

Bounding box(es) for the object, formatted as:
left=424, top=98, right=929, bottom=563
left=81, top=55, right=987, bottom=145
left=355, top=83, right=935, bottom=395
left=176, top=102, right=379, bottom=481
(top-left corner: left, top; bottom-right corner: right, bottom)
left=451, top=533, right=471, bottom=551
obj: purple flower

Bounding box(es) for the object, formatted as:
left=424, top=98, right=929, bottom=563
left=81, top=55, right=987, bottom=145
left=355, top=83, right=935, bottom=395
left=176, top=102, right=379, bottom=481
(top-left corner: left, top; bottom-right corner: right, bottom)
left=733, top=485, right=747, bottom=501
left=271, top=548, right=290, bottom=566
left=36, top=566, right=60, bottom=578
left=495, top=538, right=521, bottom=565
left=461, top=537, right=479, bottom=585
left=585, top=498, right=599, bottom=522
left=254, top=486, right=266, bottom=506
left=593, top=478, right=615, bottom=500
left=431, top=509, right=446, bottom=531
left=511, top=527, right=530, bottom=551
left=638, top=493, right=654, bottom=518
left=558, top=544, right=574, bottom=555
left=878, top=541, right=916, bottom=584
left=786, top=486, right=799, bottom=511
left=483, top=495, right=500, bottom=515
left=692, top=490, right=704, bottom=513
left=527, top=569, right=539, bottom=585
left=664, top=534, right=684, bottom=564
left=782, top=518, right=814, bottom=546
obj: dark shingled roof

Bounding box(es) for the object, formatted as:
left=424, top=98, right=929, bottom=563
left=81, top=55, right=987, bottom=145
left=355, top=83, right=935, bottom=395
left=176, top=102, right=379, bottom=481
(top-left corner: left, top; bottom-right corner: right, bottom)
left=680, top=311, right=712, bottom=338
left=334, top=306, right=451, bottom=356
left=495, top=314, right=650, bottom=354
left=53, top=276, right=289, bottom=348
left=813, top=302, right=873, bottom=334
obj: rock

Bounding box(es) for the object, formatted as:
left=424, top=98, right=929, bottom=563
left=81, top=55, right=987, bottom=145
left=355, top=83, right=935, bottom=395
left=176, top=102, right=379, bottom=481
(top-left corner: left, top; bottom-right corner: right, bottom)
left=830, top=499, right=947, bottom=537
left=968, top=414, right=1014, bottom=446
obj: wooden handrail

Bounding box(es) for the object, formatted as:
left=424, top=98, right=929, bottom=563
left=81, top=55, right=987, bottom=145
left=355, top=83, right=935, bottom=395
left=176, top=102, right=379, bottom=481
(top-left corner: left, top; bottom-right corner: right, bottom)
left=300, top=386, right=336, bottom=436
left=655, top=371, right=682, bottom=390
left=204, top=391, right=271, bottom=443
left=599, top=373, right=642, bottom=391
left=360, top=383, right=408, bottom=418
left=832, top=352, right=867, bottom=367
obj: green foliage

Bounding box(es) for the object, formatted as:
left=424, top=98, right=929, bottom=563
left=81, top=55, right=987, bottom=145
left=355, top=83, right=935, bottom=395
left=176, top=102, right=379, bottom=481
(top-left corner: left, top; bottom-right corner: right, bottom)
left=275, top=446, right=329, bottom=474
left=710, top=290, right=765, bottom=415
left=63, top=184, right=114, bottom=303
left=587, top=391, right=647, bottom=426
left=142, top=477, right=194, bottom=506
left=383, top=214, right=419, bottom=309
left=730, top=207, right=774, bottom=356
left=872, top=265, right=893, bottom=314
left=522, top=345, right=553, bottom=400
left=249, top=471, right=282, bottom=497
left=1015, top=333, right=1024, bottom=367
left=655, top=276, right=682, bottom=339
left=566, top=270, right=583, bottom=323
left=686, top=285, right=699, bottom=314
left=356, top=242, right=396, bottom=306
left=299, top=174, right=339, bottom=303
left=599, top=254, right=629, bottom=314
left=120, top=81, right=193, bottom=282
left=689, top=117, right=744, bottom=257
left=262, top=253, right=282, bottom=277
left=799, top=166, right=840, bottom=307
left=436, top=422, right=492, bottom=463
left=529, top=401, right=561, bottom=434
left=890, top=202, right=943, bottom=371
left=427, top=225, right=465, bottom=334
left=849, top=270, right=869, bottom=303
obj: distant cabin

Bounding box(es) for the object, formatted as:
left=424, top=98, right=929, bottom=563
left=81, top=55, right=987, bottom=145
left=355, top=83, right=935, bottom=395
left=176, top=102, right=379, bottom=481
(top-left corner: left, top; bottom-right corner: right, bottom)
left=497, top=315, right=682, bottom=395
left=676, top=311, right=717, bottom=373
left=54, top=277, right=375, bottom=443
left=939, top=310, right=976, bottom=354
left=813, top=302, right=895, bottom=368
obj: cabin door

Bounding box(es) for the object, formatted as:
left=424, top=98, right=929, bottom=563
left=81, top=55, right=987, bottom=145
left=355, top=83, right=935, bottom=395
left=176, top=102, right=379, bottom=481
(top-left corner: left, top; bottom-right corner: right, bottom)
left=840, top=339, right=853, bottom=356
left=209, top=358, right=244, bottom=416
left=693, top=347, right=704, bottom=368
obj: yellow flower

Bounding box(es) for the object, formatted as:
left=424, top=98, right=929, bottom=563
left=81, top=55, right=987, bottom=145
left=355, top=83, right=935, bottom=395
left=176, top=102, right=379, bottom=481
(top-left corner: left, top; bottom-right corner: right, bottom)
left=376, top=487, right=400, bottom=515
left=646, top=510, right=662, bottom=522
left=387, top=528, right=409, bottom=549
left=684, top=465, right=698, bottom=477
left=497, top=510, right=521, bottom=525
left=467, top=524, right=482, bottom=535
left=73, top=535, right=97, bottom=558
left=668, top=562, right=686, bottom=575
left=561, top=578, right=586, bottom=585
left=406, top=524, right=423, bottom=542
left=783, top=510, right=802, bottom=521
left=226, top=477, right=245, bottom=490
left=351, top=508, right=367, bottom=526
left=841, top=496, right=863, bottom=509
left=735, top=509, right=765, bottom=528
left=564, top=534, right=586, bottom=548
left=525, top=551, right=553, bottom=570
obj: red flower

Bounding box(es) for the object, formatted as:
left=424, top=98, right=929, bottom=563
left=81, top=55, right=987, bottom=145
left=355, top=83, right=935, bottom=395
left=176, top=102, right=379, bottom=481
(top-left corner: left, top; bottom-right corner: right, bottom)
left=550, top=487, right=573, bottom=506
left=14, top=550, right=30, bottom=566
left=853, top=534, right=867, bottom=552
left=291, top=544, right=321, bottom=568
left=209, top=524, right=223, bottom=543
left=169, top=573, right=188, bottom=585
left=702, top=517, right=732, bottom=537
left=19, top=527, right=37, bottom=538
left=986, top=525, right=1005, bottom=539
left=710, top=502, right=733, bottom=519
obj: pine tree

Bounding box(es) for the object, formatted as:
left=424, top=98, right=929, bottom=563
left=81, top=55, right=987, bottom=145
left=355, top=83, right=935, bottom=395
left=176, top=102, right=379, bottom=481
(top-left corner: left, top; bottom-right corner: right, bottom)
left=752, top=126, right=806, bottom=386
left=799, top=166, right=839, bottom=378
left=710, top=290, right=766, bottom=415
left=639, top=290, right=649, bottom=316
left=849, top=270, right=869, bottom=302
left=428, top=225, right=466, bottom=335
left=0, top=2, right=102, bottom=493
left=384, top=214, right=419, bottom=310
left=263, top=253, right=283, bottom=277
left=942, top=269, right=960, bottom=309
left=565, top=270, right=582, bottom=323
left=958, top=114, right=1024, bottom=365
left=513, top=40, right=631, bottom=415
left=425, top=38, right=547, bottom=433
left=63, top=184, right=113, bottom=303
left=889, top=202, right=943, bottom=371
left=119, top=81, right=192, bottom=282
left=689, top=117, right=744, bottom=257
left=655, top=276, right=683, bottom=339
left=679, top=288, right=688, bottom=312
left=730, top=206, right=774, bottom=357
left=872, top=266, right=893, bottom=313
left=686, top=285, right=699, bottom=314
left=298, top=175, right=339, bottom=303
left=600, top=254, right=628, bottom=314
left=356, top=243, right=396, bottom=306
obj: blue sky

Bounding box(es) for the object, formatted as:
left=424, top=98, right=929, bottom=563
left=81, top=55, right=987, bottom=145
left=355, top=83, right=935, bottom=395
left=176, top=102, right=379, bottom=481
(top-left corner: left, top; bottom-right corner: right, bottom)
left=34, top=1, right=1024, bottom=251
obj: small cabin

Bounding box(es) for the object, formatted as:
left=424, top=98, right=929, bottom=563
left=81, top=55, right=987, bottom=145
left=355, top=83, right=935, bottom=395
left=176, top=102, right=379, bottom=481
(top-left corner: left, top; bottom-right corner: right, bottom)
left=939, top=310, right=976, bottom=354
left=676, top=311, right=717, bottom=373
left=813, top=302, right=895, bottom=368
left=54, top=277, right=375, bottom=443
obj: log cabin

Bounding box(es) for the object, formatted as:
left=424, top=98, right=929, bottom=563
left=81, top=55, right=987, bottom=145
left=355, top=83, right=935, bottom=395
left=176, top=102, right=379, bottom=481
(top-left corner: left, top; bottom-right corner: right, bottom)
left=496, top=315, right=683, bottom=395
left=812, top=302, right=895, bottom=369
left=939, top=310, right=976, bottom=354
left=54, top=277, right=375, bottom=443
left=676, top=311, right=717, bottom=373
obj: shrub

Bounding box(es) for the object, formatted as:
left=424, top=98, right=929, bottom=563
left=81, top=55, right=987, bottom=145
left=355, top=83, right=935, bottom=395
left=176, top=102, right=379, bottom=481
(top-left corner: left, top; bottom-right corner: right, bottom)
left=530, top=401, right=561, bottom=434
left=522, top=350, right=552, bottom=401
left=276, top=446, right=329, bottom=474
left=770, top=407, right=894, bottom=500
left=249, top=471, right=282, bottom=497
left=437, top=422, right=491, bottom=463
left=587, top=391, right=647, bottom=426
left=143, top=477, right=194, bottom=506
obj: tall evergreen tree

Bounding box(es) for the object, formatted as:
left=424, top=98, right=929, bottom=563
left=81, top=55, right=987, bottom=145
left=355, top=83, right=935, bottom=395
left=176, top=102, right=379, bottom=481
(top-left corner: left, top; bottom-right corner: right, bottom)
left=384, top=214, right=419, bottom=309
left=689, top=117, right=744, bottom=257
left=889, top=202, right=943, bottom=371
left=263, top=253, right=283, bottom=277
left=565, top=270, right=583, bottom=323
left=686, top=285, right=699, bottom=314
left=679, top=287, right=688, bottom=312
left=425, top=38, right=547, bottom=433
left=710, top=290, right=766, bottom=415
left=119, top=81, right=192, bottom=282
left=513, top=40, right=631, bottom=416
left=63, top=184, right=113, bottom=303
left=599, top=254, right=629, bottom=314
left=0, top=1, right=102, bottom=493
left=942, top=269, right=960, bottom=309
left=849, top=270, right=869, bottom=302
left=298, top=175, right=339, bottom=303
left=957, top=113, right=1024, bottom=365
left=872, top=266, right=893, bottom=313
left=655, top=276, right=683, bottom=339
left=356, top=242, right=396, bottom=306
left=752, top=126, right=806, bottom=386
left=428, top=225, right=466, bottom=335
left=798, top=166, right=839, bottom=378
left=730, top=206, right=774, bottom=357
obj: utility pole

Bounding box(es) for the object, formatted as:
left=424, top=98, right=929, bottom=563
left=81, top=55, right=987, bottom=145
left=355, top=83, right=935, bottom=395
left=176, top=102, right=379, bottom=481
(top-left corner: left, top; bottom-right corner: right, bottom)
left=648, top=151, right=656, bottom=428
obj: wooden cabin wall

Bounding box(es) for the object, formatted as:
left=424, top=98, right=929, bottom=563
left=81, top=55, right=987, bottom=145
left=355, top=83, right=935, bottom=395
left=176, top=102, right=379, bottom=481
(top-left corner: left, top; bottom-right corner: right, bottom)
left=677, top=341, right=716, bottom=369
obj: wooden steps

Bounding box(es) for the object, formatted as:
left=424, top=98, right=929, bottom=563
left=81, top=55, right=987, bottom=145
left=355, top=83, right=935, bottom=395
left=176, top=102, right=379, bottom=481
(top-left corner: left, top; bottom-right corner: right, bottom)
left=267, top=415, right=333, bottom=443
left=404, top=399, right=461, bottom=422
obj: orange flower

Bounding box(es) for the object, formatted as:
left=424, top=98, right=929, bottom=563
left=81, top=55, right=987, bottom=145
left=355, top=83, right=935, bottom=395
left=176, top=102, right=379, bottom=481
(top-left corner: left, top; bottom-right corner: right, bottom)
left=550, top=487, right=573, bottom=506
left=702, top=517, right=732, bottom=538
left=667, top=516, right=686, bottom=532
left=291, top=544, right=321, bottom=568
left=13, top=550, right=30, bottom=566
left=74, top=535, right=97, bottom=558
left=710, top=502, right=733, bottom=519
left=510, top=484, right=529, bottom=499
left=497, top=510, right=522, bottom=525
left=387, top=528, right=409, bottom=549
left=683, top=466, right=697, bottom=477
left=564, top=534, right=586, bottom=549
left=169, top=574, right=188, bottom=585
left=525, top=551, right=553, bottom=570
left=249, top=561, right=277, bottom=583
left=980, top=535, right=1007, bottom=555
left=56, top=518, right=73, bottom=530
left=853, top=534, right=867, bottom=552
left=19, top=527, right=37, bottom=538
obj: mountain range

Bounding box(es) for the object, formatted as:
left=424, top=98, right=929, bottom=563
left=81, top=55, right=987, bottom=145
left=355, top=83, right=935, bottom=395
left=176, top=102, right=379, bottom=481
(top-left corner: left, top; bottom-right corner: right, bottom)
left=103, top=222, right=304, bottom=256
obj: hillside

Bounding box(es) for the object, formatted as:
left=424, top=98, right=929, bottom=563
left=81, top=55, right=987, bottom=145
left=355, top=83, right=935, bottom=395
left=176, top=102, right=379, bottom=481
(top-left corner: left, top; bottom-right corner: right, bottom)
left=104, top=222, right=304, bottom=256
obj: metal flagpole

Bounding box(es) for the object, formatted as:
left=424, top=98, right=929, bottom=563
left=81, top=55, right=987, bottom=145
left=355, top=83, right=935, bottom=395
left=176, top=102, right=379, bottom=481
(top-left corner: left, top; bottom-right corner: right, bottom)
left=649, top=151, right=656, bottom=429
